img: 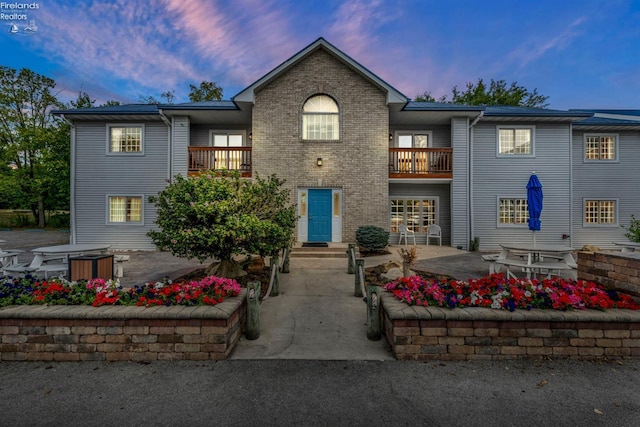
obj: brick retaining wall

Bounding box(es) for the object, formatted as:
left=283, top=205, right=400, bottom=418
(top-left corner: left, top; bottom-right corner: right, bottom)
left=578, top=251, right=640, bottom=297
left=381, top=293, right=640, bottom=361
left=0, top=290, right=246, bottom=362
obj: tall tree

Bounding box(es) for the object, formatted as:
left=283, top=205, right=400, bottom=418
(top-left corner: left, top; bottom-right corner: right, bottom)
left=188, top=81, right=223, bottom=102
left=415, top=78, right=549, bottom=108
left=0, top=66, right=68, bottom=227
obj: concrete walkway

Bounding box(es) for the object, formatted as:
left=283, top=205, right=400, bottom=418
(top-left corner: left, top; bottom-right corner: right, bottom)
left=231, top=257, right=395, bottom=360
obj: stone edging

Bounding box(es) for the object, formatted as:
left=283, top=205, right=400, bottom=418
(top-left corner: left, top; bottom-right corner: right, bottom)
left=381, top=293, right=640, bottom=361
left=0, top=289, right=246, bottom=362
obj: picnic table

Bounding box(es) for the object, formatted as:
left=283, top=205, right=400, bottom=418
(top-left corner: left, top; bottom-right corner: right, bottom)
left=489, top=243, right=576, bottom=280
left=3, top=244, right=111, bottom=278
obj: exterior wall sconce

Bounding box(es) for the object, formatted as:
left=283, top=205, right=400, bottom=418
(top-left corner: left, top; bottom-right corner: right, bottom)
left=316, top=157, right=323, bottom=167
left=249, top=132, right=253, bottom=140
left=389, top=133, right=393, bottom=140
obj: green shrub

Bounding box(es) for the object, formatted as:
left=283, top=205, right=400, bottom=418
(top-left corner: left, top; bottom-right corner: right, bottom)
left=356, top=225, right=389, bottom=252
left=48, top=212, right=70, bottom=229
left=622, top=215, right=640, bottom=243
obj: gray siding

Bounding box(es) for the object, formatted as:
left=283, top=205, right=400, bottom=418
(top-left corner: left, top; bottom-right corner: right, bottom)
left=389, top=183, right=451, bottom=245
left=172, top=116, right=189, bottom=178
left=472, top=122, right=572, bottom=250
left=74, top=120, right=169, bottom=250
left=451, top=117, right=469, bottom=249
left=571, top=130, right=640, bottom=248
left=189, top=125, right=251, bottom=147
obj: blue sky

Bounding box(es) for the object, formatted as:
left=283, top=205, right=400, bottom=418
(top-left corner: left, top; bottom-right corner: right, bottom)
left=1, top=0, right=639, bottom=109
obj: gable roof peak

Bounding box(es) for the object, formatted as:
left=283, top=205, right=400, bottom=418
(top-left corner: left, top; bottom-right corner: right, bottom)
left=233, top=37, right=408, bottom=105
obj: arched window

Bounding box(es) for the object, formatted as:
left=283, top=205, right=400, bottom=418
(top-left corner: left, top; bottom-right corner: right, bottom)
left=302, top=95, right=339, bottom=140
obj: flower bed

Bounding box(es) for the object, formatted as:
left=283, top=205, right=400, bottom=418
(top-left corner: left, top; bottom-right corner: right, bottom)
left=0, top=274, right=247, bottom=362
left=381, top=274, right=640, bottom=360
left=0, top=275, right=241, bottom=307
left=384, top=274, right=640, bottom=311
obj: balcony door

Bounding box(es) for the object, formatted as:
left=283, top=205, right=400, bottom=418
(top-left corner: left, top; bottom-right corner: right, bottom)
left=210, top=131, right=244, bottom=170
left=396, top=132, right=431, bottom=173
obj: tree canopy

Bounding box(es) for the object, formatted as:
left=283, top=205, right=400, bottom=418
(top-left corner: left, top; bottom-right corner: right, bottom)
left=415, top=78, right=549, bottom=108
left=147, top=172, right=296, bottom=278
left=188, top=81, right=223, bottom=102
left=0, top=66, right=69, bottom=225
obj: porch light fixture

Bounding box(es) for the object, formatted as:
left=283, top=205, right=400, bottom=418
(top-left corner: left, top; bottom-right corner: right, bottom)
left=316, top=157, right=323, bottom=167
left=249, top=132, right=253, bottom=140
left=389, top=133, right=393, bottom=140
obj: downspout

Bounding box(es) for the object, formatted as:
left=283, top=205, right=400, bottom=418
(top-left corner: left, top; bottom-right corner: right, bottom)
left=60, top=114, right=77, bottom=244
left=158, top=109, right=172, bottom=182
left=468, top=111, right=484, bottom=250
left=568, top=122, right=573, bottom=249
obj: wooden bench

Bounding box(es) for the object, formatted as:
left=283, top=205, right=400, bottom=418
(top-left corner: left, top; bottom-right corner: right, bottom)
left=493, top=258, right=533, bottom=279
left=481, top=254, right=501, bottom=274
left=530, top=261, right=575, bottom=279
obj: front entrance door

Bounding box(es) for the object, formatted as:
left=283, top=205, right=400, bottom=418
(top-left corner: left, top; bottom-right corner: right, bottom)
left=308, top=189, right=332, bottom=242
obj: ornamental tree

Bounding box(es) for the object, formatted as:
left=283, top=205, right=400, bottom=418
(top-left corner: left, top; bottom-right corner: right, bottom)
left=148, top=172, right=296, bottom=278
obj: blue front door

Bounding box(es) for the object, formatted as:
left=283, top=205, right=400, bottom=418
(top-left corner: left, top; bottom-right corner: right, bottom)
left=308, top=189, right=332, bottom=242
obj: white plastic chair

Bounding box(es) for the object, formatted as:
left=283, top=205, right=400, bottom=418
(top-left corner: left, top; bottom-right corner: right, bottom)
left=426, top=224, right=442, bottom=246
left=398, top=224, right=416, bottom=246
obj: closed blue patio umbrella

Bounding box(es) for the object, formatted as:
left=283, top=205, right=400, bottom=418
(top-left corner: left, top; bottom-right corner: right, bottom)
left=526, top=172, right=543, bottom=246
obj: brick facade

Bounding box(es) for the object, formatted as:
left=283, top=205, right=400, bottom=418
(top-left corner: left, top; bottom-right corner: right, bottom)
left=252, top=49, right=389, bottom=242
left=381, top=293, right=640, bottom=360
left=0, top=291, right=246, bottom=362
left=577, top=251, right=640, bottom=297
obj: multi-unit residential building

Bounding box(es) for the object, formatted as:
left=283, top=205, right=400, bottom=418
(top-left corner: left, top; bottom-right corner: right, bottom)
left=55, top=38, right=640, bottom=251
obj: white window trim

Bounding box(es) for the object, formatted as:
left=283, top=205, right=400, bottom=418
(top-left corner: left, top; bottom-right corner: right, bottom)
left=106, top=124, right=145, bottom=156
left=496, top=196, right=529, bottom=228
left=208, top=130, right=247, bottom=146
left=394, top=131, right=433, bottom=147
left=389, top=196, right=440, bottom=233
left=496, top=125, right=535, bottom=158
left=583, top=133, right=619, bottom=163
left=106, top=195, right=145, bottom=225
left=301, top=94, right=341, bottom=142
left=582, top=198, right=618, bottom=227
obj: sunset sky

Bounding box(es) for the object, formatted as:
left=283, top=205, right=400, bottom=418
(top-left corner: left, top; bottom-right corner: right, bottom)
left=2, top=0, right=639, bottom=109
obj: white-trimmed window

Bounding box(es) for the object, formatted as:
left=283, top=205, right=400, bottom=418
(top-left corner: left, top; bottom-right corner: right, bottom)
left=499, top=198, right=528, bottom=225
left=302, top=95, right=339, bottom=141
left=108, top=196, right=143, bottom=223
left=497, top=126, right=534, bottom=156
left=584, top=134, right=617, bottom=161
left=390, top=197, right=438, bottom=233
left=396, top=131, right=431, bottom=148
left=209, top=131, right=245, bottom=170
left=108, top=125, right=144, bottom=153
left=584, top=199, right=617, bottom=226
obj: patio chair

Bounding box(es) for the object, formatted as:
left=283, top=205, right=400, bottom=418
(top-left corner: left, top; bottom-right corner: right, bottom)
left=398, top=224, right=416, bottom=246
left=426, top=224, right=442, bottom=246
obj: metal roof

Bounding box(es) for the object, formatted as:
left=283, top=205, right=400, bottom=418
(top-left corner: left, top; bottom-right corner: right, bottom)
left=403, top=101, right=484, bottom=112
left=483, top=105, right=592, bottom=118
left=53, top=104, right=160, bottom=115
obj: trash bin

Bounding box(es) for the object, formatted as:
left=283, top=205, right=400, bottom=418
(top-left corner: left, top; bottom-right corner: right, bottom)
left=69, top=254, right=114, bottom=281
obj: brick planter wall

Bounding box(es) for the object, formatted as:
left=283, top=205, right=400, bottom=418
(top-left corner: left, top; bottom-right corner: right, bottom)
left=0, top=290, right=246, bottom=362
left=578, top=251, right=640, bottom=297
left=381, top=293, right=640, bottom=361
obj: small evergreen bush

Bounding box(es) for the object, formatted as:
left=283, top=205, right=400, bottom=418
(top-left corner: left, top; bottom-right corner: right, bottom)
left=622, top=214, right=640, bottom=243
left=356, top=225, right=389, bottom=252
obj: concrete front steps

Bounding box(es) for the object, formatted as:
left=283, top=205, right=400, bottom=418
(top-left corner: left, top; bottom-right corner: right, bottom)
left=289, top=245, right=350, bottom=258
